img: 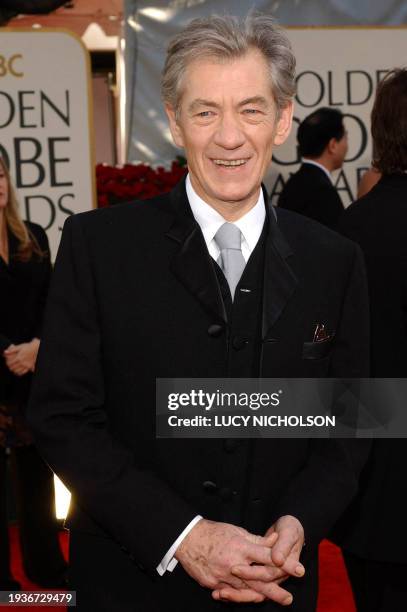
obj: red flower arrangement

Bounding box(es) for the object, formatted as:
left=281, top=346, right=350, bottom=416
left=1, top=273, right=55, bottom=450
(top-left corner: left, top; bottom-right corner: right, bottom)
left=96, top=159, right=187, bottom=208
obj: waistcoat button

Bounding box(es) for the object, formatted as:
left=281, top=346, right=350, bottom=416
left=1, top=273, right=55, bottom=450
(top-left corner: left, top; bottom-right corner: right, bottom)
left=202, top=480, right=218, bottom=494
left=208, top=324, right=224, bottom=337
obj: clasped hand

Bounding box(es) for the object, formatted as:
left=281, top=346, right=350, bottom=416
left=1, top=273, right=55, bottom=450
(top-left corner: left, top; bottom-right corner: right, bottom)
left=3, top=339, right=40, bottom=376
left=175, top=515, right=304, bottom=605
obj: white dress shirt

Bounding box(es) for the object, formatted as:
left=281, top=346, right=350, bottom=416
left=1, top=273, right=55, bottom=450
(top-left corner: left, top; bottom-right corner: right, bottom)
left=186, top=174, right=266, bottom=263
left=156, top=175, right=266, bottom=576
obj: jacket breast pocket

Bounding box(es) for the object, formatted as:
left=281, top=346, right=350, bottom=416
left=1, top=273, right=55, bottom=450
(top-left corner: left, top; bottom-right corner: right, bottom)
left=302, top=337, right=335, bottom=360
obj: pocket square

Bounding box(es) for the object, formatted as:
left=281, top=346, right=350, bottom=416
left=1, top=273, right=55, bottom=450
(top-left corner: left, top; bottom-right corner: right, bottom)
left=312, top=323, right=331, bottom=343
left=303, top=323, right=335, bottom=360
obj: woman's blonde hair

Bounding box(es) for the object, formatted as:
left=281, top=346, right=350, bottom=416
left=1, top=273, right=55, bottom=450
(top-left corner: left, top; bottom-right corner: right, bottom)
left=1, top=157, right=43, bottom=262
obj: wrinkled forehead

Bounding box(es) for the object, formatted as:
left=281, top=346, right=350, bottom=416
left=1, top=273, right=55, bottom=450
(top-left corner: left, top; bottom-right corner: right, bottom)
left=176, top=49, right=275, bottom=107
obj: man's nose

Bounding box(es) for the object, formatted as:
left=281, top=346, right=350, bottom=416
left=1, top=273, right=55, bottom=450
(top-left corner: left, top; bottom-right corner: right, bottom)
left=213, top=113, right=246, bottom=149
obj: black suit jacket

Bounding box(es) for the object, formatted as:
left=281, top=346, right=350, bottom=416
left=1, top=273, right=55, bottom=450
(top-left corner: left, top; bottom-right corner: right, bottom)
left=28, top=179, right=369, bottom=610
left=337, top=174, right=407, bottom=563
left=278, top=163, right=344, bottom=231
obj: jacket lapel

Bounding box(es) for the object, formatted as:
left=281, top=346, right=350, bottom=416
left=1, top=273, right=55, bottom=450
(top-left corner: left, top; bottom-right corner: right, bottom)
left=166, top=180, right=227, bottom=323
left=165, top=179, right=297, bottom=331
left=262, top=194, right=298, bottom=339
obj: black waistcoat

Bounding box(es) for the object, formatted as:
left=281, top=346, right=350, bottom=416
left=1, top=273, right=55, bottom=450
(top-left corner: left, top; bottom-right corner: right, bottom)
left=213, top=220, right=267, bottom=378
left=211, top=220, right=267, bottom=525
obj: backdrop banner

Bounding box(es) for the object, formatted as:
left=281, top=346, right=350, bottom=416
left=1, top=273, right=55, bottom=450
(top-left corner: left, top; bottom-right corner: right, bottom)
left=268, top=26, right=407, bottom=205
left=0, top=30, right=95, bottom=259
left=125, top=0, right=407, bottom=205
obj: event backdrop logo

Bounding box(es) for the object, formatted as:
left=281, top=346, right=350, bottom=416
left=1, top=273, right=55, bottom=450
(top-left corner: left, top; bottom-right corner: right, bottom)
left=0, top=31, right=95, bottom=259
left=128, top=14, right=407, bottom=206
left=268, top=28, right=406, bottom=205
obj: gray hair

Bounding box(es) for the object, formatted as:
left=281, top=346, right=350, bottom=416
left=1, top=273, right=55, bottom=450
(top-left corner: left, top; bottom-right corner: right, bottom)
left=161, top=13, right=296, bottom=117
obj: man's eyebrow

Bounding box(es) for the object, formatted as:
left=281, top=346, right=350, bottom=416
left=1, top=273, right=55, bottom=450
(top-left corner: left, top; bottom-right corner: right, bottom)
left=238, top=96, right=270, bottom=108
left=188, top=99, right=220, bottom=112
left=188, top=96, right=271, bottom=113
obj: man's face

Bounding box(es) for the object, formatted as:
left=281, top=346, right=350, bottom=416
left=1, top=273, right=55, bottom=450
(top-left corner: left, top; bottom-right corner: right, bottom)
left=166, top=49, right=293, bottom=213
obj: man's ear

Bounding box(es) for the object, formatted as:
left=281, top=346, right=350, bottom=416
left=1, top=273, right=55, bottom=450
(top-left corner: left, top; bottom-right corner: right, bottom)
left=165, top=104, right=185, bottom=148
left=327, top=136, right=339, bottom=154
left=273, top=101, right=294, bottom=146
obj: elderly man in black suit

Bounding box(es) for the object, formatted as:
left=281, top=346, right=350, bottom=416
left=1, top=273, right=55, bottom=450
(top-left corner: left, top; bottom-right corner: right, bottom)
left=28, top=14, right=369, bottom=612
left=338, top=68, right=407, bottom=612
left=278, top=108, right=347, bottom=230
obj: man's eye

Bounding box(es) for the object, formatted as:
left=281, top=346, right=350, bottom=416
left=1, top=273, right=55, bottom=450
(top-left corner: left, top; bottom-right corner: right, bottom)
left=243, top=108, right=261, bottom=115
left=197, top=111, right=213, bottom=117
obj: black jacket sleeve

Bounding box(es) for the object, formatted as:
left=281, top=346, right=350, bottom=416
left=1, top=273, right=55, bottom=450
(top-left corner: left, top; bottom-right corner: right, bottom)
left=0, top=334, right=12, bottom=352
left=27, top=223, right=52, bottom=340
left=27, top=214, right=198, bottom=572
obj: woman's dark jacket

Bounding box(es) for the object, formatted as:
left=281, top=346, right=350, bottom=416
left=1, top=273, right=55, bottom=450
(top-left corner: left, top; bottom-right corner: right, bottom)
left=0, top=221, right=51, bottom=405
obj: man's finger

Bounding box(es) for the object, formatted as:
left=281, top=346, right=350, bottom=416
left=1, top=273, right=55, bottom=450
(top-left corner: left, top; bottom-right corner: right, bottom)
left=7, top=362, right=20, bottom=371
left=220, top=575, right=247, bottom=590
left=7, top=361, right=25, bottom=372
left=4, top=347, right=19, bottom=355
left=212, top=587, right=265, bottom=604
left=262, top=532, right=278, bottom=548
left=280, top=555, right=305, bottom=577
left=271, top=528, right=299, bottom=566
left=231, top=563, right=286, bottom=583
left=244, top=541, right=276, bottom=566
left=215, top=579, right=294, bottom=606
left=13, top=368, right=28, bottom=377
left=5, top=357, right=21, bottom=368
left=243, top=579, right=294, bottom=605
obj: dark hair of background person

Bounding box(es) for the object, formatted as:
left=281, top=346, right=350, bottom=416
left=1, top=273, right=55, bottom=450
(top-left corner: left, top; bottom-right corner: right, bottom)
left=371, top=68, right=407, bottom=175
left=297, top=107, right=345, bottom=158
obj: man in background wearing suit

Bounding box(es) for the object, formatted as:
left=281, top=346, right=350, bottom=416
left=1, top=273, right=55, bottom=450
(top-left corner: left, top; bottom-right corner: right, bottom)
left=278, top=108, right=347, bottom=230
left=28, top=14, right=369, bottom=612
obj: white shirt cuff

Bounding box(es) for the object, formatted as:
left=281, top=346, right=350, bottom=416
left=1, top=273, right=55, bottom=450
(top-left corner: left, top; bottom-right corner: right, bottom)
left=156, top=515, right=203, bottom=576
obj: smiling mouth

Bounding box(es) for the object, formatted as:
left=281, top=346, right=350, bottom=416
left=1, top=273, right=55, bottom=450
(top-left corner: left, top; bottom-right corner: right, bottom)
left=212, top=158, right=249, bottom=167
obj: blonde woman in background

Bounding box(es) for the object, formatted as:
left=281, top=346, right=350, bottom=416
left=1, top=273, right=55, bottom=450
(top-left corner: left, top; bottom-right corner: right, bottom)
left=0, top=158, right=66, bottom=589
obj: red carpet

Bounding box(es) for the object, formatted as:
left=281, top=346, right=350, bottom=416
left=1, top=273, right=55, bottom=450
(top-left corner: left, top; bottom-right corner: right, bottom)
left=8, top=525, right=69, bottom=611
left=318, top=540, right=356, bottom=612
left=9, top=527, right=355, bottom=611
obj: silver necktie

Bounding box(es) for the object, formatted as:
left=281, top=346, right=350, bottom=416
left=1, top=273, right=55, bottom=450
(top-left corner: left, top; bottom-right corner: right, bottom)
left=214, top=222, right=246, bottom=301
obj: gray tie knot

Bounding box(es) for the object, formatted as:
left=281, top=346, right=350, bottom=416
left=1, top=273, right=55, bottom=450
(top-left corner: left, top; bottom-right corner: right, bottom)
left=214, top=222, right=242, bottom=251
